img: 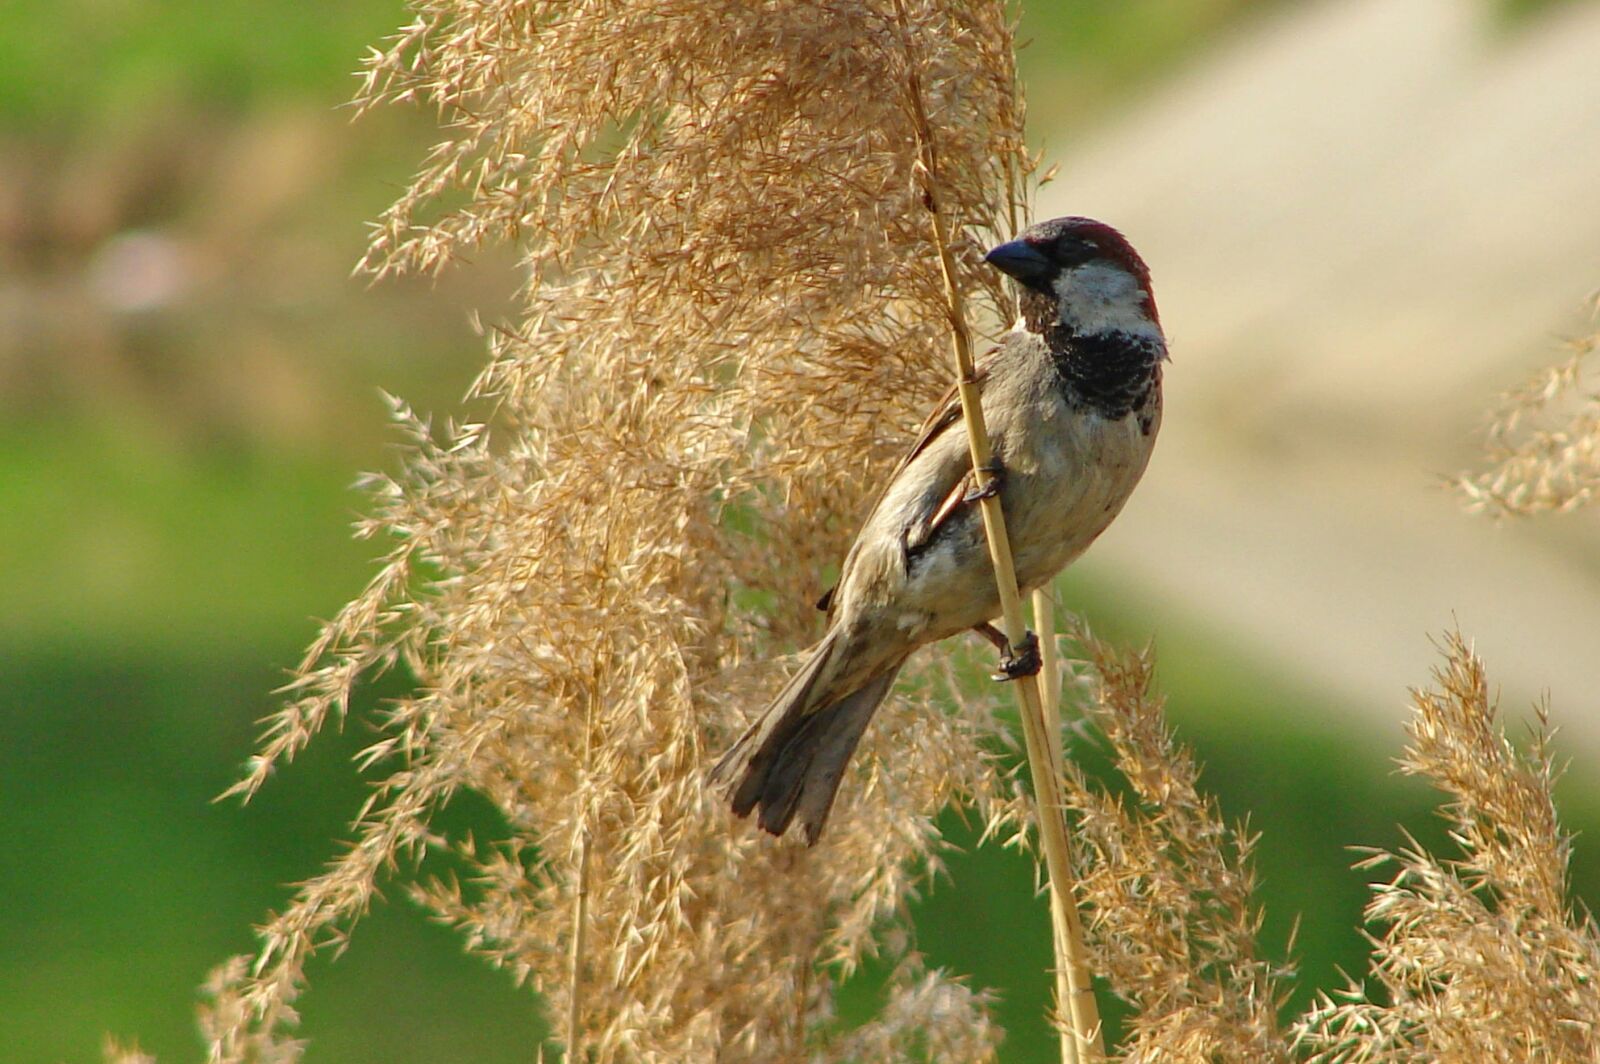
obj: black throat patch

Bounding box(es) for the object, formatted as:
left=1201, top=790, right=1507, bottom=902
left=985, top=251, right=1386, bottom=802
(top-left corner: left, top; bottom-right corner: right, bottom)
left=1044, top=323, right=1163, bottom=422
left=1015, top=286, right=1163, bottom=422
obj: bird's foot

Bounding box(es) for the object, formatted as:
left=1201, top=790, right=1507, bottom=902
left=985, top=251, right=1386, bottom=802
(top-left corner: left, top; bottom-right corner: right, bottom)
left=962, top=460, right=1005, bottom=504
left=991, top=630, right=1041, bottom=682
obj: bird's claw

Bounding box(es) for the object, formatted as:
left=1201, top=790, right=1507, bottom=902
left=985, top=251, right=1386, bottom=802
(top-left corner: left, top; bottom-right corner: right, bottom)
left=962, top=461, right=1005, bottom=504
left=991, top=630, right=1041, bottom=682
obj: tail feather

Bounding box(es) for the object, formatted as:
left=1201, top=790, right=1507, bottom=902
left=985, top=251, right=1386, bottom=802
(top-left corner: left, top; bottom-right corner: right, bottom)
left=711, top=632, right=903, bottom=844
left=711, top=630, right=842, bottom=815
left=756, top=669, right=898, bottom=842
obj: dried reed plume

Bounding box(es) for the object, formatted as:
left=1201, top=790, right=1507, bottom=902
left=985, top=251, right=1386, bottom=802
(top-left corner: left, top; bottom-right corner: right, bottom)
left=1039, top=620, right=1600, bottom=1062
left=202, top=1, right=1043, bottom=1060
left=1293, top=632, right=1600, bottom=1061
left=1455, top=293, right=1600, bottom=516
left=1055, top=619, right=1293, bottom=1062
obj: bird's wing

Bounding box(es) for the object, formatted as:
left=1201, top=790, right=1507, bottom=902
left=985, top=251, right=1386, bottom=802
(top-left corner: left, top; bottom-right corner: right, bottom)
left=895, top=379, right=979, bottom=551
left=817, top=352, right=997, bottom=619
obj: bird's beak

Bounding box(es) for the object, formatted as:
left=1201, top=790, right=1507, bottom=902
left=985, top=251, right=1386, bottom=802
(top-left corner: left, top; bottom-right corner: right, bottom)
left=983, top=239, right=1053, bottom=286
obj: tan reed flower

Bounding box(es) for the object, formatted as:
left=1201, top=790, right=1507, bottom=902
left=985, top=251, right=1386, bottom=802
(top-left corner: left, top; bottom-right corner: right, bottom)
left=204, top=2, right=1038, bottom=1060
left=1294, top=631, right=1600, bottom=1062
left=1456, top=294, right=1600, bottom=516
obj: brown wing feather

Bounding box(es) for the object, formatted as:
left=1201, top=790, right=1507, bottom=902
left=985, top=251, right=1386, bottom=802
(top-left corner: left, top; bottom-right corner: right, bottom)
left=817, top=352, right=998, bottom=620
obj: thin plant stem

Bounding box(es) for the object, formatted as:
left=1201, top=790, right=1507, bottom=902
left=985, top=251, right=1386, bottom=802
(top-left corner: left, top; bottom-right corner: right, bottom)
left=567, top=828, right=590, bottom=1061
left=1033, top=586, right=1074, bottom=1060
left=1034, top=588, right=1065, bottom=777
left=891, top=2, right=1103, bottom=1057
left=566, top=696, right=597, bottom=1063
left=1011, top=94, right=1073, bottom=1051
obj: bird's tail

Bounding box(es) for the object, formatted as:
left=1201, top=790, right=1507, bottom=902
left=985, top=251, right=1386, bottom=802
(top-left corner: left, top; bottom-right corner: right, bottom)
left=710, top=630, right=903, bottom=845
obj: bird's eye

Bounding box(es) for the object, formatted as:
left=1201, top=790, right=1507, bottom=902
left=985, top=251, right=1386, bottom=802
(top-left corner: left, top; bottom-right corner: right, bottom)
left=1055, top=238, right=1095, bottom=265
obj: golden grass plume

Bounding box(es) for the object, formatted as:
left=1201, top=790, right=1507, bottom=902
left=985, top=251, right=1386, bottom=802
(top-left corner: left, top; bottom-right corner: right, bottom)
left=1041, top=622, right=1600, bottom=1062
left=1292, top=632, right=1600, bottom=1062
left=1056, top=619, right=1293, bottom=1062
left=203, top=1, right=1039, bottom=1060
left=1455, top=293, right=1600, bottom=516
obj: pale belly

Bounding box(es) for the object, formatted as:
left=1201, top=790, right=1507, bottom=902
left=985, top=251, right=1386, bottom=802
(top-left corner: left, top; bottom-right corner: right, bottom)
left=894, top=402, right=1158, bottom=645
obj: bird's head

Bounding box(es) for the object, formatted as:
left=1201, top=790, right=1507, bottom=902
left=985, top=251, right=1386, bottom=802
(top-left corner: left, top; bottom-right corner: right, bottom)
left=985, top=216, right=1160, bottom=340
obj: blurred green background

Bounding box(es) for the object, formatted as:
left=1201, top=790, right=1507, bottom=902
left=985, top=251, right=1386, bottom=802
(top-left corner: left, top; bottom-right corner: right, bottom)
left=3, top=1, right=1595, bottom=1061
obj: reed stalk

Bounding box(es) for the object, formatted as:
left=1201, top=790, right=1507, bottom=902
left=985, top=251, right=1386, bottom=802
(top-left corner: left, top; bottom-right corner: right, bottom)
left=566, top=694, right=597, bottom=1063
left=893, top=2, right=1102, bottom=1057
left=1033, top=587, right=1076, bottom=1061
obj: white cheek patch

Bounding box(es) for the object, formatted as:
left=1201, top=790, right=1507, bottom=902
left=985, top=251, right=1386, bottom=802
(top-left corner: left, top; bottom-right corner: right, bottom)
left=1053, top=262, right=1161, bottom=340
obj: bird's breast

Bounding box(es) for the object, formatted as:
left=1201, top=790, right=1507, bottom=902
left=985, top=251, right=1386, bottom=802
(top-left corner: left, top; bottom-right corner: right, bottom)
left=1001, top=386, right=1160, bottom=593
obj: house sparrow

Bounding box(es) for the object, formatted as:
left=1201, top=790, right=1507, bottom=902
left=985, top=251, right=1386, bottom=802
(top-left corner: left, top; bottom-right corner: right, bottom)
left=711, top=216, right=1166, bottom=844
